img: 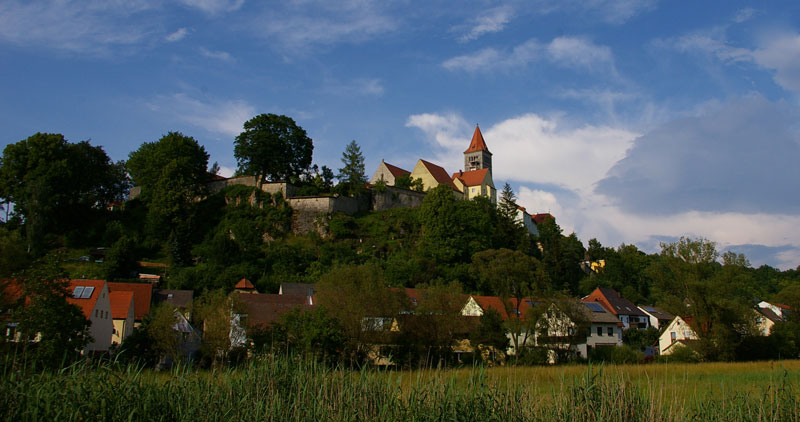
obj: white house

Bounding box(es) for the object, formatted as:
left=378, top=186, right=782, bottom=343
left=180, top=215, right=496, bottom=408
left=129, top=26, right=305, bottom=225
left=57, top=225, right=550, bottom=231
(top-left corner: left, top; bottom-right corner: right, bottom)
left=658, top=316, right=699, bottom=355
left=67, top=280, right=114, bottom=353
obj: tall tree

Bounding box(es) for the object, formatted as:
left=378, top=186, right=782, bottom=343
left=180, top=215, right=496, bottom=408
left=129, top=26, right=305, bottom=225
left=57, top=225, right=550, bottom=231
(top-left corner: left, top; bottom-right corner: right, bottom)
left=234, top=114, right=313, bottom=184
left=127, top=132, right=209, bottom=265
left=495, top=183, right=526, bottom=250
left=0, top=133, right=128, bottom=253
left=336, top=140, right=367, bottom=196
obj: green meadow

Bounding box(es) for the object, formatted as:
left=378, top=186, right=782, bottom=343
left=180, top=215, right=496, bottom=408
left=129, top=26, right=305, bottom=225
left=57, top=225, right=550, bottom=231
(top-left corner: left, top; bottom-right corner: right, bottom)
left=2, top=358, right=799, bottom=421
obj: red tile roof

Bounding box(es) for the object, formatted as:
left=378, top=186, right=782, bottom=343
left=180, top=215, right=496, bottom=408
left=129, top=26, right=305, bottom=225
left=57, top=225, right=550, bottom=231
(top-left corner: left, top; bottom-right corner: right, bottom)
left=66, top=280, right=106, bottom=319
left=235, top=278, right=255, bottom=290
left=419, top=159, right=459, bottom=190
left=583, top=287, right=647, bottom=317
left=108, top=282, right=153, bottom=321
left=109, top=291, right=134, bottom=319
left=471, top=295, right=510, bottom=319
left=464, top=125, right=490, bottom=154
left=532, top=213, right=554, bottom=224
left=382, top=161, right=411, bottom=179
left=451, top=168, right=490, bottom=187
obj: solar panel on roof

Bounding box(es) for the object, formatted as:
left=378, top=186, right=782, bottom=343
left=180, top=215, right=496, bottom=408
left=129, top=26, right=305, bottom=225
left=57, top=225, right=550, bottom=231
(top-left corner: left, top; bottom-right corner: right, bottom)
left=80, top=286, right=95, bottom=299
left=72, top=286, right=85, bottom=298
left=586, top=302, right=606, bottom=313
left=643, top=306, right=656, bottom=312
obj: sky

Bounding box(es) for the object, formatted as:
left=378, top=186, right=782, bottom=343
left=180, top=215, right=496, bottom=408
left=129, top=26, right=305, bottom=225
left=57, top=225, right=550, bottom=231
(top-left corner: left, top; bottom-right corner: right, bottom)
left=2, top=0, right=800, bottom=269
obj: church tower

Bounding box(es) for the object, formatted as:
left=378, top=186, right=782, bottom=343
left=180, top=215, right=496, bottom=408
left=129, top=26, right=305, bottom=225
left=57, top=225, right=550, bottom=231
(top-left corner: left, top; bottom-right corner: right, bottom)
left=464, top=125, right=492, bottom=173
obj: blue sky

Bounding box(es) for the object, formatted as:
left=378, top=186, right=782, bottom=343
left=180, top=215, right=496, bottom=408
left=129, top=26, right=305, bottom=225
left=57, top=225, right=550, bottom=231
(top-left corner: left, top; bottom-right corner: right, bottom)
left=2, top=0, right=800, bottom=269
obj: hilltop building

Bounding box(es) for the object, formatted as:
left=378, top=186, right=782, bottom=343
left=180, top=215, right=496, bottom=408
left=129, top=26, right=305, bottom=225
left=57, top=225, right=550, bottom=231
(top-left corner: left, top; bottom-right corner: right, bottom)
left=369, top=160, right=410, bottom=186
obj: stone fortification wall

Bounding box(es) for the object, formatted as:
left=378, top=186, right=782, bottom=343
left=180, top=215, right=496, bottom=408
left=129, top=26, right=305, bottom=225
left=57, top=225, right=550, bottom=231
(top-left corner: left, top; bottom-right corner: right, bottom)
left=207, top=176, right=296, bottom=198
left=372, top=186, right=426, bottom=211
left=288, top=195, right=370, bottom=235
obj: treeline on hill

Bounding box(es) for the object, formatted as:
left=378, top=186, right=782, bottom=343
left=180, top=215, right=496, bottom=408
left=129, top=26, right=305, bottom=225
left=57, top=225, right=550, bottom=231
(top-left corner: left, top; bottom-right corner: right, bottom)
left=2, top=114, right=800, bottom=368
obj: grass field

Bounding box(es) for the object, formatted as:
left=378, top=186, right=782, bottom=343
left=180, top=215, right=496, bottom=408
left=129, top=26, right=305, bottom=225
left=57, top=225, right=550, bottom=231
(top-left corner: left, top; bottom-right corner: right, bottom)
left=1, top=358, right=798, bottom=421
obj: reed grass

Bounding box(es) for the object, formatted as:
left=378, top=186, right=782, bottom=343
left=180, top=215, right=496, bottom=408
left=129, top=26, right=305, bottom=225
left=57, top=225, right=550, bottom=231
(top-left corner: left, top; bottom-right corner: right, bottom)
left=1, top=358, right=798, bottom=421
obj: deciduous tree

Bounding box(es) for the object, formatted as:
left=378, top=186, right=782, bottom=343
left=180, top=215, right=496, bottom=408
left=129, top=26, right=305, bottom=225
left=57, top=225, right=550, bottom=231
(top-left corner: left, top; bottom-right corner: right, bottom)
left=234, top=114, right=313, bottom=184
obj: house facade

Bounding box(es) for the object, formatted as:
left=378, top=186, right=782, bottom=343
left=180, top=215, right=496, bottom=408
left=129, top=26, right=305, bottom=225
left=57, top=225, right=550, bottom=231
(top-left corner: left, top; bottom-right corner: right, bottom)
left=658, top=316, right=699, bottom=355
left=577, top=302, right=624, bottom=358
left=67, top=280, right=113, bottom=352
left=369, top=160, right=410, bottom=186
left=108, top=282, right=153, bottom=328
left=109, top=290, right=134, bottom=346
left=638, top=305, right=674, bottom=330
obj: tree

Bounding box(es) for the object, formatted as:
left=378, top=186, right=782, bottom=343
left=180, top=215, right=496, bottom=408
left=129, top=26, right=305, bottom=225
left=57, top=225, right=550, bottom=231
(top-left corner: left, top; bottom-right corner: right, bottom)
left=336, top=140, right=367, bottom=196
left=495, top=183, right=526, bottom=250
left=127, top=132, right=209, bottom=264
left=0, top=133, right=128, bottom=253
left=5, top=255, right=90, bottom=368
left=255, top=307, right=346, bottom=365
left=470, top=307, right=509, bottom=362
left=194, top=289, right=245, bottom=366
left=471, top=248, right=548, bottom=356
left=314, top=264, right=404, bottom=365
left=234, top=114, right=313, bottom=184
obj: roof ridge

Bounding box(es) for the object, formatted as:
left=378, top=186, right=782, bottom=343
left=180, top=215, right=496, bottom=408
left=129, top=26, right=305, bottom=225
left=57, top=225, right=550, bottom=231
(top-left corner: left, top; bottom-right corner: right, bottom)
left=464, top=125, right=491, bottom=154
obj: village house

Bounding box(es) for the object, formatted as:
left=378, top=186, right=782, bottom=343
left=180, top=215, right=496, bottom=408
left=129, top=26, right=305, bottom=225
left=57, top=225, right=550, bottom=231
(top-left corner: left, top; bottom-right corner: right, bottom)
left=583, top=287, right=650, bottom=330
left=67, top=280, right=114, bottom=352
left=577, top=302, right=624, bottom=358
left=108, top=282, right=153, bottom=328
left=369, top=160, right=410, bottom=186
left=109, top=290, right=134, bottom=346
left=658, top=316, right=700, bottom=355
left=638, top=305, right=674, bottom=330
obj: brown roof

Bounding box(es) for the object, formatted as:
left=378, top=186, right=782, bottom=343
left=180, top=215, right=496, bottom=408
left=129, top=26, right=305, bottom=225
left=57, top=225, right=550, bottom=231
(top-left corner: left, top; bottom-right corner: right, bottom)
left=235, top=278, right=255, bottom=290
left=235, top=293, right=314, bottom=327
left=464, top=125, right=490, bottom=154
left=109, top=291, right=134, bottom=319
left=279, top=283, right=315, bottom=297
left=451, top=168, right=490, bottom=187
left=66, top=280, right=106, bottom=319
left=108, top=282, right=153, bottom=321
left=532, top=213, right=554, bottom=224
left=152, top=289, right=193, bottom=309
left=382, top=161, right=411, bottom=179
left=419, top=159, right=459, bottom=190
left=583, top=287, right=647, bottom=317
left=582, top=302, right=623, bottom=324
left=638, top=305, right=674, bottom=322
left=757, top=306, right=782, bottom=323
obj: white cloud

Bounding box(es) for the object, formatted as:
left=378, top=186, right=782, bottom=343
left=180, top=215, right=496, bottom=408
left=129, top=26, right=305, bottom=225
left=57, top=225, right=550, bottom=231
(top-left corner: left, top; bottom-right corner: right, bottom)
left=0, top=0, right=156, bottom=53
left=218, top=166, right=236, bottom=178
left=457, top=6, right=512, bottom=42
left=442, top=37, right=614, bottom=74
left=407, top=112, right=638, bottom=192
left=166, top=28, right=189, bottom=42
left=532, top=0, right=658, bottom=24
left=733, top=8, right=757, bottom=24
left=751, top=32, right=800, bottom=92
left=200, top=47, right=234, bottom=62
left=177, top=0, right=244, bottom=14
left=147, top=93, right=255, bottom=137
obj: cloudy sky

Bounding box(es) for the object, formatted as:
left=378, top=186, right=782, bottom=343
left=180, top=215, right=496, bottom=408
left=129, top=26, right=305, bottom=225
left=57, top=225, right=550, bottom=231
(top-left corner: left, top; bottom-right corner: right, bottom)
left=2, top=0, right=800, bottom=269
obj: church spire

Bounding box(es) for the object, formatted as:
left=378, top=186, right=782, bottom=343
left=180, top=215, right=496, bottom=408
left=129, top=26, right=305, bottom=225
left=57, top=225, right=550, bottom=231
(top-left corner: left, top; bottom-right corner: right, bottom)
left=464, top=124, right=490, bottom=154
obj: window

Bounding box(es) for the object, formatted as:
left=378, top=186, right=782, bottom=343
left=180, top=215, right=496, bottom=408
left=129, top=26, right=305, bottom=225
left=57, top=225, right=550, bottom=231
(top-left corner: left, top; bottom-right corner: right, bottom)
left=607, top=327, right=613, bottom=336
left=596, top=326, right=602, bottom=336
left=670, top=332, right=676, bottom=343
left=95, top=310, right=98, bottom=318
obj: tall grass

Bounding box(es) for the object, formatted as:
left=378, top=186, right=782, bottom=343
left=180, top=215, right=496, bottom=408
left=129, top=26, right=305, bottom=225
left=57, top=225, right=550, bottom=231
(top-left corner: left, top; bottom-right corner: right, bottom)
left=1, top=358, right=798, bottom=421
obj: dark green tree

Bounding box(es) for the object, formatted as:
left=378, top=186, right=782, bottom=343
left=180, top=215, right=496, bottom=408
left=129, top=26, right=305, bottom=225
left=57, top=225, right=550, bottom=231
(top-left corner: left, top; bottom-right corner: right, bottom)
left=495, top=183, right=526, bottom=250
left=234, top=114, right=313, bottom=184
left=336, top=140, right=367, bottom=196
left=0, top=133, right=128, bottom=253
left=470, top=307, right=510, bottom=355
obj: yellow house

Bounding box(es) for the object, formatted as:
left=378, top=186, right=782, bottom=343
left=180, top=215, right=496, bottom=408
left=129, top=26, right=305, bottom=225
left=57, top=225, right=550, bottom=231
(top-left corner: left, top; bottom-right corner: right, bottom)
left=409, top=159, right=459, bottom=192
left=369, top=160, right=410, bottom=186
left=110, top=290, right=134, bottom=345
left=451, top=168, right=496, bottom=203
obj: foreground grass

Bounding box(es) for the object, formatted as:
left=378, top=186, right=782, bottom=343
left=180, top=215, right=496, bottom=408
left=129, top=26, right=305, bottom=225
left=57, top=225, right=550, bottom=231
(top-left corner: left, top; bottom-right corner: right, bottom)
left=1, top=358, right=799, bottom=421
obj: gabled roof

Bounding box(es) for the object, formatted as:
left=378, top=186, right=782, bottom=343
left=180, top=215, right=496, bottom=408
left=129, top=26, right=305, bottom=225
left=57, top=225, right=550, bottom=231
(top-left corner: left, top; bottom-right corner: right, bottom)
left=108, top=282, right=153, bottom=321
left=418, top=159, right=459, bottom=190
left=638, top=305, right=674, bottom=322
left=532, top=213, right=554, bottom=225
left=152, top=289, right=193, bottom=309
left=235, top=278, right=256, bottom=290
left=451, top=168, right=490, bottom=187
left=66, top=280, right=106, bottom=319
left=583, top=287, right=647, bottom=317
left=756, top=306, right=782, bottom=323
left=471, top=295, right=509, bottom=319
left=235, top=293, right=314, bottom=327
left=279, top=283, right=315, bottom=297
left=582, top=302, right=623, bottom=324
left=464, top=125, right=491, bottom=154
left=382, top=161, right=410, bottom=179
left=109, top=291, right=134, bottom=319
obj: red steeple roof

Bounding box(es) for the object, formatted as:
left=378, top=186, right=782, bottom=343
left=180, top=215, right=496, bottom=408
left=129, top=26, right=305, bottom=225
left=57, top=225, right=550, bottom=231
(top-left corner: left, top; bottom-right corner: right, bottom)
left=464, top=125, right=490, bottom=154
left=235, top=278, right=255, bottom=290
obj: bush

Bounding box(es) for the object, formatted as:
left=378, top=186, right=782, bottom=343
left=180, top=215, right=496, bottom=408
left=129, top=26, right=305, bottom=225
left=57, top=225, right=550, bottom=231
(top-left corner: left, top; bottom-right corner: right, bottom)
left=611, top=345, right=643, bottom=364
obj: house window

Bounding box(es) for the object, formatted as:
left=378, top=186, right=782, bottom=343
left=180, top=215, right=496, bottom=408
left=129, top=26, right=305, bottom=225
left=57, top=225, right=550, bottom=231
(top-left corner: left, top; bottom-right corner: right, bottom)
left=607, top=327, right=613, bottom=336
left=95, top=310, right=98, bottom=318
left=596, top=326, right=602, bottom=336
left=670, top=332, right=676, bottom=343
